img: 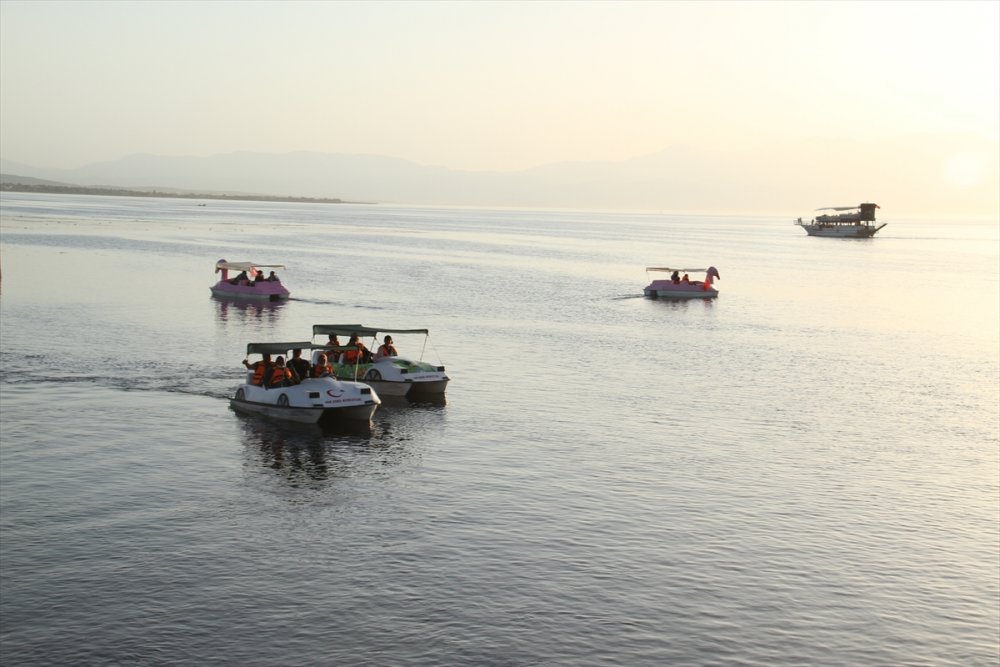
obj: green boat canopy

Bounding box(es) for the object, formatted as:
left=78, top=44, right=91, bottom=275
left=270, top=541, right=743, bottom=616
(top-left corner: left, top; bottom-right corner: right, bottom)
left=312, top=324, right=430, bottom=338
left=216, top=260, right=286, bottom=271
left=245, top=342, right=360, bottom=355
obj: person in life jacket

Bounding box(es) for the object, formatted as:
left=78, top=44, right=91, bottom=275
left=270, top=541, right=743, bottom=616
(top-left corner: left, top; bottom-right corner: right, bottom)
left=376, top=335, right=398, bottom=359
left=340, top=334, right=368, bottom=364
left=342, top=334, right=370, bottom=364
left=266, top=356, right=295, bottom=388
left=243, top=353, right=272, bottom=386
left=312, top=353, right=334, bottom=378
left=325, top=334, right=344, bottom=363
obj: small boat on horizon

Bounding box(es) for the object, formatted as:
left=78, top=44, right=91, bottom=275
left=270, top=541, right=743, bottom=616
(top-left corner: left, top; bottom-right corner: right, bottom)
left=795, top=203, right=887, bottom=238
left=643, top=266, right=720, bottom=298
left=210, top=259, right=290, bottom=301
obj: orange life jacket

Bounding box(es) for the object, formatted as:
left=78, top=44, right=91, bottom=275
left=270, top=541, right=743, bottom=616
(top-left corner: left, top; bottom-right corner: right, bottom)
left=251, top=362, right=270, bottom=386
left=267, top=366, right=291, bottom=387
left=343, top=347, right=363, bottom=364
left=312, top=363, right=333, bottom=378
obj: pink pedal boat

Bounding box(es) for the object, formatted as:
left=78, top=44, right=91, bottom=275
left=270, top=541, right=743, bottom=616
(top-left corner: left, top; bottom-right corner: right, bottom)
left=643, top=266, right=720, bottom=298
left=210, top=259, right=290, bottom=301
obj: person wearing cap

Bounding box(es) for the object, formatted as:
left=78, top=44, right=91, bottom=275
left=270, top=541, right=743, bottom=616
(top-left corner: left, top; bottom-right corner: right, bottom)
left=376, top=335, right=398, bottom=359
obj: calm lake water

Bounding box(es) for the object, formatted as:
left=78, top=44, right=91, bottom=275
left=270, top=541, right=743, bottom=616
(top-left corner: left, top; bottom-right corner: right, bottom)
left=1, top=193, right=998, bottom=666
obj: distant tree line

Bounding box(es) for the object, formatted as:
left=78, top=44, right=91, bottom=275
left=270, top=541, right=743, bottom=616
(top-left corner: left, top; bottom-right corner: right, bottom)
left=0, top=182, right=346, bottom=204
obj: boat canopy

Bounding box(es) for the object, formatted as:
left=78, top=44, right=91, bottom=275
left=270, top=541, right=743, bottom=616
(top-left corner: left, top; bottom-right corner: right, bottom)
left=245, top=342, right=359, bottom=355
left=216, top=260, right=286, bottom=271
left=645, top=267, right=707, bottom=273
left=312, top=324, right=430, bottom=337
left=816, top=203, right=879, bottom=211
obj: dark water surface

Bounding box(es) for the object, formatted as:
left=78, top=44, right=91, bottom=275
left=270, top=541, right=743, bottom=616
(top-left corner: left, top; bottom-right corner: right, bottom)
left=1, top=193, right=998, bottom=666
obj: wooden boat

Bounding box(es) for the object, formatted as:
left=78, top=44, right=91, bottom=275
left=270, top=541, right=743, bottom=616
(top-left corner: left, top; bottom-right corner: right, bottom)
left=795, top=203, right=886, bottom=237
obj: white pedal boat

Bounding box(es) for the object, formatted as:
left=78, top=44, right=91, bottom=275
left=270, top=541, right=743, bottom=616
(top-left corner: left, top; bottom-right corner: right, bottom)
left=312, top=325, right=450, bottom=399
left=211, top=259, right=290, bottom=301
left=643, top=266, right=720, bottom=298
left=230, top=342, right=380, bottom=423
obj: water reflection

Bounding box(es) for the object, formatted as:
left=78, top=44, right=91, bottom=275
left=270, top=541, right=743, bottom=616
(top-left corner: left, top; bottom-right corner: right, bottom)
left=212, top=296, right=287, bottom=325
left=234, top=412, right=414, bottom=488
left=647, top=296, right=717, bottom=311
left=380, top=394, right=448, bottom=409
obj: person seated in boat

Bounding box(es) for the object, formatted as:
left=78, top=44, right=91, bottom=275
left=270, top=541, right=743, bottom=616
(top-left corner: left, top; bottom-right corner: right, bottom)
left=324, top=334, right=343, bottom=362
left=288, top=348, right=311, bottom=380
left=243, top=353, right=272, bottom=386
left=681, top=273, right=690, bottom=284
left=230, top=270, right=248, bottom=285
left=671, top=270, right=680, bottom=284
left=342, top=334, right=371, bottom=364
left=265, top=271, right=280, bottom=282
left=312, top=353, right=334, bottom=378
left=376, top=335, right=398, bottom=359
left=266, top=356, right=297, bottom=388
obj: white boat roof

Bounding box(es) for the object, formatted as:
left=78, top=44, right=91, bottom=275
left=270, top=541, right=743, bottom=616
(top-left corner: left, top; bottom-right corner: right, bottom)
left=645, top=267, right=707, bottom=273
left=245, top=341, right=359, bottom=355
left=312, top=324, right=430, bottom=337
left=816, top=203, right=878, bottom=211
left=216, top=260, right=286, bottom=271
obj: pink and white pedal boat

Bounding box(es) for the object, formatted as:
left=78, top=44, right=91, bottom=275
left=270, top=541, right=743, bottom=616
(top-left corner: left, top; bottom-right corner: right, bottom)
left=643, top=266, right=721, bottom=298
left=210, top=259, right=290, bottom=301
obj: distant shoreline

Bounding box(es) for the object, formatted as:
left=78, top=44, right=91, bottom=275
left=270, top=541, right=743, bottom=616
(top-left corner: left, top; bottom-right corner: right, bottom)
left=0, top=182, right=371, bottom=205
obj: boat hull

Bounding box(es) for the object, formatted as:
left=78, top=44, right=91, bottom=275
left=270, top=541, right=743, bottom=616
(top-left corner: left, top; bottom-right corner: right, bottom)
left=643, top=281, right=718, bottom=298
left=211, top=280, right=290, bottom=301
left=229, top=398, right=377, bottom=423
left=403, top=378, right=450, bottom=398
left=797, top=223, right=886, bottom=238
left=330, top=357, right=450, bottom=398
left=230, top=377, right=380, bottom=423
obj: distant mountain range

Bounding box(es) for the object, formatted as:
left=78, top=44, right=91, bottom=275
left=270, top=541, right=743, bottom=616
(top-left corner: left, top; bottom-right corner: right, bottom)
left=2, top=133, right=997, bottom=216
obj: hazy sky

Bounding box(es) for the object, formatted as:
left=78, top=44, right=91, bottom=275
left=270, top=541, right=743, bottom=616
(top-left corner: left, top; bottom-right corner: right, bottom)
left=1, top=0, right=998, bottom=174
